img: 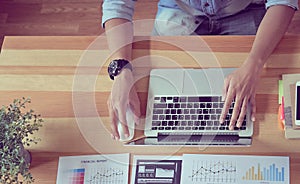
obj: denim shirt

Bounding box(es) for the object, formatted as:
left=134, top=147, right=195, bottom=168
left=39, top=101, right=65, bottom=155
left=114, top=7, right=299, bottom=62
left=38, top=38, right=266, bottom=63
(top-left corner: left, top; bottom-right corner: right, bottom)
left=102, top=0, right=298, bottom=35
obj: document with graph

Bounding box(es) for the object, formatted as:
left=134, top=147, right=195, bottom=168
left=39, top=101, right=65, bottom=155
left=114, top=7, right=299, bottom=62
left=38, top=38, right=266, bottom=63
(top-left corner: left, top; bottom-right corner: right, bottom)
left=131, top=155, right=182, bottom=184
left=181, top=154, right=289, bottom=184
left=56, top=153, right=129, bottom=184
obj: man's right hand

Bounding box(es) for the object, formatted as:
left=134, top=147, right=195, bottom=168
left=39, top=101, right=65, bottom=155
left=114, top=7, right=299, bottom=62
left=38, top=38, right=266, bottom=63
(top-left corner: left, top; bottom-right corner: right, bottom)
left=107, top=69, right=141, bottom=140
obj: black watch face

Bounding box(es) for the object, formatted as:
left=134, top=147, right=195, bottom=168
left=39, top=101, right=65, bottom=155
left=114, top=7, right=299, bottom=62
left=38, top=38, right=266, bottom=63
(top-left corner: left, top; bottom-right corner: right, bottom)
left=109, top=60, right=119, bottom=75
left=108, top=59, right=131, bottom=80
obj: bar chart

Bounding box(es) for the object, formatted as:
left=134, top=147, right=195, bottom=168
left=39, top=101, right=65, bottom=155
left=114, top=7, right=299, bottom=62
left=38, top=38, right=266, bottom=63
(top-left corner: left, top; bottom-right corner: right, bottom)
left=66, top=168, right=85, bottom=184
left=242, top=163, right=285, bottom=182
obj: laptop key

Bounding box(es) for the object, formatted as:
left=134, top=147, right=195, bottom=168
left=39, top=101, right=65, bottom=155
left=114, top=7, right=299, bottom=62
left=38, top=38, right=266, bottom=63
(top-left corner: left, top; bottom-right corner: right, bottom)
left=159, top=115, right=166, bottom=120
left=179, top=97, right=187, bottom=102
left=234, top=127, right=240, bottom=130
left=173, top=97, right=179, bottom=102
left=154, top=97, right=160, bottom=101
left=168, top=104, right=173, bottom=108
left=190, top=109, right=196, bottom=114
left=162, top=121, right=167, bottom=126
left=184, top=109, right=189, bottom=114
left=153, top=109, right=163, bottom=114
left=187, top=103, right=193, bottom=108
left=152, top=121, right=161, bottom=126
left=207, top=121, right=213, bottom=126
left=154, top=103, right=167, bottom=108
left=168, top=121, right=174, bottom=126
left=204, top=115, right=210, bottom=120
left=153, top=115, right=158, bottom=120
left=160, top=97, right=166, bottom=102
left=198, top=115, right=204, bottom=120
left=167, top=97, right=173, bottom=100
left=212, top=127, right=219, bottom=130
left=165, top=109, right=170, bottom=114
left=203, top=109, right=209, bottom=114
left=191, top=115, right=197, bottom=120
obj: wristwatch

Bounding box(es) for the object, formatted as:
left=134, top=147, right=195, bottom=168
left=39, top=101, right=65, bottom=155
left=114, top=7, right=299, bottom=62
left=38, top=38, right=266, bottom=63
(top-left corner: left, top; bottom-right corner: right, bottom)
left=107, top=59, right=133, bottom=80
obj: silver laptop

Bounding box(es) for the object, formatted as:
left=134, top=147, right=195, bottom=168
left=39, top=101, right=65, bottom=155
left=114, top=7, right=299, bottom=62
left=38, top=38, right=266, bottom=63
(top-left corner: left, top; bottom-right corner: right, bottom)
left=130, top=68, right=253, bottom=146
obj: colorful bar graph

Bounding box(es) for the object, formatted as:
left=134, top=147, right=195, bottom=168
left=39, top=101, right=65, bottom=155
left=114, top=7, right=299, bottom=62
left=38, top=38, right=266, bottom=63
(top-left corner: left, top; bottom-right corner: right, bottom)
left=242, top=164, right=285, bottom=182
left=68, top=168, right=85, bottom=184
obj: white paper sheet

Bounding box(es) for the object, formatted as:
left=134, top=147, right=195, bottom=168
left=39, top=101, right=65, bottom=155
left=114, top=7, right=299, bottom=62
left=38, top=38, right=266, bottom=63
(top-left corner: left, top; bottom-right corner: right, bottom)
left=181, top=154, right=290, bottom=184
left=56, top=153, right=129, bottom=184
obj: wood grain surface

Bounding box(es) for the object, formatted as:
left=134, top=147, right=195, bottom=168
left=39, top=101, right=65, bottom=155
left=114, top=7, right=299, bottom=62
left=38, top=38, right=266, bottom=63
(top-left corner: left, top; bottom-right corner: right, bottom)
left=1, top=35, right=300, bottom=183
left=1, top=0, right=300, bottom=51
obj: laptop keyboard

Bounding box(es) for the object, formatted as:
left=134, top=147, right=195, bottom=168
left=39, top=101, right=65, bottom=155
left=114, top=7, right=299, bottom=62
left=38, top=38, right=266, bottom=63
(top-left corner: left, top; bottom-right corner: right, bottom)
left=151, top=96, right=247, bottom=132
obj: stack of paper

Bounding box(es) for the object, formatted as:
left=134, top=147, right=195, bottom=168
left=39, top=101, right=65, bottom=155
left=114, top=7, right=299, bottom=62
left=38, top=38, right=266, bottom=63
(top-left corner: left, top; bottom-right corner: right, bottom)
left=280, top=73, right=300, bottom=139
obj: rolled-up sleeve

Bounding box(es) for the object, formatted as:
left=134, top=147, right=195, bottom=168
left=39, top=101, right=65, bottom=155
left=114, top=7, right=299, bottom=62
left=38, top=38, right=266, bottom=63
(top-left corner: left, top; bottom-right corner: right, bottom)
left=266, top=0, right=299, bottom=10
left=102, top=0, right=136, bottom=28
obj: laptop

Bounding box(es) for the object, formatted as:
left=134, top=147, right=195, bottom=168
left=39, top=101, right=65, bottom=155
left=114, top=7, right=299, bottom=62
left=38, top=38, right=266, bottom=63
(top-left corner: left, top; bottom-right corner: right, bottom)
left=129, top=68, right=253, bottom=146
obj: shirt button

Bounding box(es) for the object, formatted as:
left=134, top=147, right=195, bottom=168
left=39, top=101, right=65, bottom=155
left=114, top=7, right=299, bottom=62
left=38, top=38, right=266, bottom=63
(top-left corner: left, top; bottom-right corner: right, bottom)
left=204, top=2, right=209, bottom=7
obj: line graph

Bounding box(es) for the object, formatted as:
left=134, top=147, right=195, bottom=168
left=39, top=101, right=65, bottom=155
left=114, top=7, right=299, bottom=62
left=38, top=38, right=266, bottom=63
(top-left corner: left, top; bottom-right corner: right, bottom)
left=85, top=167, right=125, bottom=183
left=189, top=160, right=237, bottom=183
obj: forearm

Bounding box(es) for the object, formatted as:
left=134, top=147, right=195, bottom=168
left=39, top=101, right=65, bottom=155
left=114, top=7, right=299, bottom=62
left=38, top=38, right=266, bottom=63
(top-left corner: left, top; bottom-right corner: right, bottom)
left=104, top=18, right=133, bottom=61
left=246, top=5, right=295, bottom=70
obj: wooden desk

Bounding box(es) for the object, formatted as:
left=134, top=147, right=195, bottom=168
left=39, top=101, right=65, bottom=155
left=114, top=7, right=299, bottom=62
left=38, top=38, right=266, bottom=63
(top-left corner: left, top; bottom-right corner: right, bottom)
left=1, top=36, right=300, bottom=183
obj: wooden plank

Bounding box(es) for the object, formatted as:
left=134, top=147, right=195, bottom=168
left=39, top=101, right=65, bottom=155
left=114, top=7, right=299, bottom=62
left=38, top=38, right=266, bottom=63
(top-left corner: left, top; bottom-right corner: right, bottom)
left=0, top=13, right=8, bottom=24
left=6, top=12, right=101, bottom=24
left=40, top=2, right=101, bottom=14
left=2, top=36, right=300, bottom=53
left=0, top=23, right=79, bottom=35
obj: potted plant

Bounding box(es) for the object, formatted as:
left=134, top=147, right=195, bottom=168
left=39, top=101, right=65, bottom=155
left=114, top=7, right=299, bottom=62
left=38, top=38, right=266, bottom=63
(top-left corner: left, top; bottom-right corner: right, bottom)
left=0, top=97, right=43, bottom=184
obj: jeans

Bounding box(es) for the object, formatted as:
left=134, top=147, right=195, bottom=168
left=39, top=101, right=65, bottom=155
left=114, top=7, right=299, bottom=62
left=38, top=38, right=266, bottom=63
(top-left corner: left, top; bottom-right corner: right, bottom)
left=194, top=4, right=266, bottom=35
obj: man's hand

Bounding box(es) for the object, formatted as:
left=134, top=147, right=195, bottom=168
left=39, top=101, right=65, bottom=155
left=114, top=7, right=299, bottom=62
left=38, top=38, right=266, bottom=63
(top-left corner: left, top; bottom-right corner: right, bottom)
left=107, top=69, right=140, bottom=140
left=220, top=62, right=259, bottom=130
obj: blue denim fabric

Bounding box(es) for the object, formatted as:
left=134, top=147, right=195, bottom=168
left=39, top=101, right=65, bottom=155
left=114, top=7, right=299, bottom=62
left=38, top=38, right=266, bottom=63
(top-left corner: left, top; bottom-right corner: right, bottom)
left=193, top=4, right=266, bottom=35
left=102, top=0, right=298, bottom=35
